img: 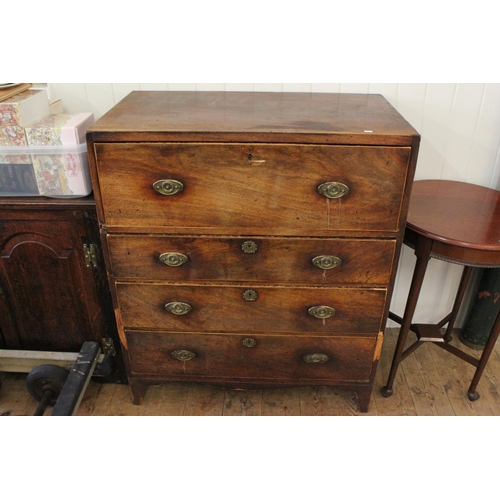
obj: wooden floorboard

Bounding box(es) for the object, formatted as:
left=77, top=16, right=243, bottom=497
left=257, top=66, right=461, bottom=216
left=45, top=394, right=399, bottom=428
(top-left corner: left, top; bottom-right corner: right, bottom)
left=183, top=384, right=226, bottom=416
left=402, top=341, right=446, bottom=416
left=1, top=329, right=499, bottom=417
left=261, top=388, right=301, bottom=416
left=223, top=389, right=262, bottom=416
left=372, top=330, right=417, bottom=416
left=88, top=381, right=116, bottom=416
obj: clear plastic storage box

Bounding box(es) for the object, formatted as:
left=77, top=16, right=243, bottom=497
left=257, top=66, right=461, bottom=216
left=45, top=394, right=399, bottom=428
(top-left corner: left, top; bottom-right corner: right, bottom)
left=0, top=143, right=92, bottom=198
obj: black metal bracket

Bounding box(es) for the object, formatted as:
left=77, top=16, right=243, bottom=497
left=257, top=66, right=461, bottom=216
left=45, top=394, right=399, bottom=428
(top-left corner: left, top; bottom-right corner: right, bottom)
left=51, top=342, right=101, bottom=416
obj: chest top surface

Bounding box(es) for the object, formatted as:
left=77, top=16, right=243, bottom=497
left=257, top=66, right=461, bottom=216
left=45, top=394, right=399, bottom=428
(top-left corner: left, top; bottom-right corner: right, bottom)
left=87, top=91, right=419, bottom=145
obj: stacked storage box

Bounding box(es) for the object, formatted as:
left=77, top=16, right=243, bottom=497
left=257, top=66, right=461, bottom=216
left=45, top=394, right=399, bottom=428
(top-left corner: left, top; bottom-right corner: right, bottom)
left=0, top=89, right=49, bottom=195
left=0, top=89, right=94, bottom=197
left=25, top=113, right=95, bottom=196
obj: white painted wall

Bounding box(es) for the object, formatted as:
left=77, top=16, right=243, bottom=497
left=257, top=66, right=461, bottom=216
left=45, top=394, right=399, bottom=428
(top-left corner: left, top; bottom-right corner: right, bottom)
left=48, top=83, right=500, bottom=325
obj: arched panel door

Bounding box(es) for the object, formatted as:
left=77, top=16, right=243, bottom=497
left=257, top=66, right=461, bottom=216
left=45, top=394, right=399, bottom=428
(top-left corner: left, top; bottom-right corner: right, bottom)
left=0, top=206, right=111, bottom=353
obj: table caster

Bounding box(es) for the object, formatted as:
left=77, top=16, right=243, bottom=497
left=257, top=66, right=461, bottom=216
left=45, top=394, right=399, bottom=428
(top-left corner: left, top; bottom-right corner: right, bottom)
left=468, top=391, right=480, bottom=402
left=380, top=386, right=393, bottom=398
left=26, top=364, right=70, bottom=416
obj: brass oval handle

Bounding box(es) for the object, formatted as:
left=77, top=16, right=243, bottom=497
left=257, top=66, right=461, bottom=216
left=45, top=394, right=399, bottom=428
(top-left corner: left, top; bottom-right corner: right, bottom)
left=303, top=353, right=329, bottom=364
left=159, top=252, right=188, bottom=267
left=317, top=182, right=349, bottom=199
left=165, top=302, right=192, bottom=315
left=171, top=349, right=196, bottom=361
left=308, top=305, right=335, bottom=319
left=242, top=240, right=258, bottom=254
left=312, top=255, right=342, bottom=270
left=153, top=179, right=184, bottom=196
left=242, top=337, right=257, bottom=348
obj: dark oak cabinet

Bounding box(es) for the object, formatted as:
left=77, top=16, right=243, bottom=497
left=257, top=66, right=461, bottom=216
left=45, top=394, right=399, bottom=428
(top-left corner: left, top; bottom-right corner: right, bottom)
left=0, top=196, right=122, bottom=378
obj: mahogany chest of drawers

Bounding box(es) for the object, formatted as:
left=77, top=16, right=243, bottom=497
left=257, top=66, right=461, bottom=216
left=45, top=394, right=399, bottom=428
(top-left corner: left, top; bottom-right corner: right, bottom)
left=87, top=91, right=420, bottom=412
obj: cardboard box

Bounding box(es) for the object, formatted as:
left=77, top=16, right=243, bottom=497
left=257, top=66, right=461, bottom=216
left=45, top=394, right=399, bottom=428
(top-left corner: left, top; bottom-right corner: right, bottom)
left=0, top=125, right=30, bottom=165
left=25, top=112, right=94, bottom=145
left=25, top=113, right=94, bottom=196
left=49, top=99, right=64, bottom=114
left=31, top=152, right=72, bottom=196
left=0, top=89, right=49, bottom=127
left=0, top=89, right=48, bottom=168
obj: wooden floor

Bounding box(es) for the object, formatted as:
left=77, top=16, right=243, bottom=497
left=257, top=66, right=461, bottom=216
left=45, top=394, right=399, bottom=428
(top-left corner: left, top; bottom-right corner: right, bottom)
left=2, top=329, right=500, bottom=416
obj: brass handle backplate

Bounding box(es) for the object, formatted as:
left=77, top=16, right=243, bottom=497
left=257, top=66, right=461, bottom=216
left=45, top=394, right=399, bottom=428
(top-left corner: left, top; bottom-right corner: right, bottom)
left=318, top=182, right=349, bottom=199
left=308, top=305, right=335, bottom=319
left=153, top=179, right=184, bottom=196
left=165, top=302, right=192, bottom=315
left=303, top=353, right=329, bottom=364
left=171, top=349, right=196, bottom=361
left=243, top=289, right=258, bottom=302
left=159, top=252, right=188, bottom=267
left=312, top=255, right=342, bottom=270
left=242, top=240, right=258, bottom=254
left=242, top=337, right=257, bottom=348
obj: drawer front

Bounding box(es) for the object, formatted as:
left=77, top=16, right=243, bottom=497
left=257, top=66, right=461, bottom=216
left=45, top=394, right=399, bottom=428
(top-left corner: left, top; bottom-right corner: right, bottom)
left=126, top=331, right=377, bottom=382
left=95, top=143, right=410, bottom=233
left=116, top=283, right=386, bottom=334
left=107, top=235, right=396, bottom=286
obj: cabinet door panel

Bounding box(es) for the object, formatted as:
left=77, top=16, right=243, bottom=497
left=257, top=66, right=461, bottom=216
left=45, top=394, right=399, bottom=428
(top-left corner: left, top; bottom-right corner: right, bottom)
left=0, top=218, right=99, bottom=351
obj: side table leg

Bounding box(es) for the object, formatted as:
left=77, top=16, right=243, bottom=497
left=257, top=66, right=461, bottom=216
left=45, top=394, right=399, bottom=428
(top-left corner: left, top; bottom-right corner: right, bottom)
left=467, top=308, right=500, bottom=401
left=381, top=237, right=433, bottom=397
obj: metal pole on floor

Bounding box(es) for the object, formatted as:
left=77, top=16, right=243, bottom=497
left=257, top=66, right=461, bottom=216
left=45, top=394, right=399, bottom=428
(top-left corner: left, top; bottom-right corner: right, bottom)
left=460, top=268, right=500, bottom=349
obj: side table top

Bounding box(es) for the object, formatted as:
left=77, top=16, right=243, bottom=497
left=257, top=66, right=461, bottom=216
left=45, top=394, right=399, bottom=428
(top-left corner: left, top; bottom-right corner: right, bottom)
left=407, top=180, right=500, bottom=253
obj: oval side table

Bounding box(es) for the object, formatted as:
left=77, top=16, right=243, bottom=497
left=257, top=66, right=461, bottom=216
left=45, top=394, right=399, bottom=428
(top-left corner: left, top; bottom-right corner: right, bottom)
left=381, top=179, right=500, bottom=402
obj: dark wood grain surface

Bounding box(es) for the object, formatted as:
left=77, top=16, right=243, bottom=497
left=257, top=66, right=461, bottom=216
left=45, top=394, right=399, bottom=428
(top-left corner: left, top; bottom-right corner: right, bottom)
left=95, top=143, right=410, bottom=234
left=0, top=193, right=95, bottom=210
left=88, top=91, right=420, bottom=411
left=126, top=331, right=377, bottom=382
left=115, top=283, right=386, bottom=334
left=0, top=201, right=117, bottom=353
left=407, top=180, right=500, bottom=251
left=107, top=235, right=396, bottom=285
left=88, top=91, right=418, bottom=145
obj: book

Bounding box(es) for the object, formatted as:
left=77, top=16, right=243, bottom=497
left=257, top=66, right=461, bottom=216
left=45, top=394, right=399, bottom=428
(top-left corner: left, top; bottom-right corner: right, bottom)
left=0, top=125, right=30, bottom=165
left=25, top=112, right=94, bottom=145
left=0, top=83, right=32, bottom=103
left=0, top=162, right=39, bottom=195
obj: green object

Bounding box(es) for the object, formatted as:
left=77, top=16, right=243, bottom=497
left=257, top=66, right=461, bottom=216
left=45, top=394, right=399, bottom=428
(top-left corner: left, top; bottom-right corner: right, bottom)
left=461, top=268, right=500, bottom=349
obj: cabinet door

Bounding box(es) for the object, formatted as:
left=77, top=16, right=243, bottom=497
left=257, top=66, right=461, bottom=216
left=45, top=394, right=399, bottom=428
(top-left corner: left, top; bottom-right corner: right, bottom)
left=0, top=209, right=108, bottom=351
